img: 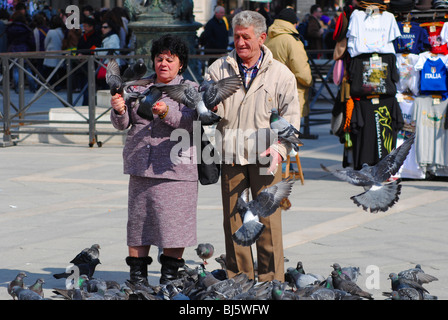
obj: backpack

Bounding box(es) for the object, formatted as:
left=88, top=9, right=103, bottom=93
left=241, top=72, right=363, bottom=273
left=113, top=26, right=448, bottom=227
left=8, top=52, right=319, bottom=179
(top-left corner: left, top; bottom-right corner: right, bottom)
left=296, top=18, right=309, bottom=45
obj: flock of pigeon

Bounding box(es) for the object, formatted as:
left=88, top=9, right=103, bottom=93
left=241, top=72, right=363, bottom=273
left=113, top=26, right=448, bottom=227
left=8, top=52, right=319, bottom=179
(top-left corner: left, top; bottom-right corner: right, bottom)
left=6, top=243, right=439, bottom=300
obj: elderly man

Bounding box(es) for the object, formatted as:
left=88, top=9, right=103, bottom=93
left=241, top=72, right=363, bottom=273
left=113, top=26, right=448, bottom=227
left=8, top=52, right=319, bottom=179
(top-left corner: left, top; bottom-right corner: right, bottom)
left=205, top=10, right=300, bottom=282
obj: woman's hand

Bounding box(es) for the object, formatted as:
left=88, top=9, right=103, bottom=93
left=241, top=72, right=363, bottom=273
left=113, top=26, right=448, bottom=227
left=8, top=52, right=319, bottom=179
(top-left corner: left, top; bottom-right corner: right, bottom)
left=111, top=93, right=126, bottom=115
left=152, top=101, right=168, bottom=116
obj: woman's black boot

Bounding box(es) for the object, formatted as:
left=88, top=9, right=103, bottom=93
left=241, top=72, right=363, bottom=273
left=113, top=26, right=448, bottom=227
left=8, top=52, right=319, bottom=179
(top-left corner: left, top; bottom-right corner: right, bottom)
left=159, top=254, right=185, bottom=284
left=125, top=256, right=153, bottom=287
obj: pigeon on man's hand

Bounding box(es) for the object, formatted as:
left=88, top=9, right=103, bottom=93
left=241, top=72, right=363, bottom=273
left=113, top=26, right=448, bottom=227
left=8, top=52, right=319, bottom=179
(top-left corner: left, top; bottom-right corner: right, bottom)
left=320, top=134, right=415, bottom=213
left=155, top=74, right=241, bottom=125
left=232, top=179, right=294, bottom=246
left=269, top=108, right=303, bottom=152
left=7, top=271, right=27, bottom=299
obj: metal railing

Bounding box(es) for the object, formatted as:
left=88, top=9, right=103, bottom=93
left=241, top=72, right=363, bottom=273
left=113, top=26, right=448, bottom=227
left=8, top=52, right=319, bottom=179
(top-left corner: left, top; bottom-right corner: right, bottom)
left=1, top=49, right=335, bottom=147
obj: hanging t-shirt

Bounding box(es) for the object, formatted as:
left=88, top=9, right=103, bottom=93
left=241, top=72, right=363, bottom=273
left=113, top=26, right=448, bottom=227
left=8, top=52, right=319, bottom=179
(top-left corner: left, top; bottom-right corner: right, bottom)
left=420, top=23, right=448, bottom=55
left=394, top=21, right=430, bottom=54
left=414, top=52, right=448, bottom=95
left=347, top=9, right=401, bottom=57
left=412, top=95, right=448, bottom=169
left=350, top=96, right=404, bottom=170
left=392, top=95, right=426, bottom=179
left=396, top=53, right=420, bottom=96
left=349, top=53, right=399, bottom=97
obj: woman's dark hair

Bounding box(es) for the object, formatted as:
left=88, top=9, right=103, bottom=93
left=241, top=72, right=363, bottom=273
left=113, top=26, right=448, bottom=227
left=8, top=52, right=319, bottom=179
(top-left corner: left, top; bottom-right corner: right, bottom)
left=150, top=34, right=189, bottom=74
left=49, top=15, right=65, bottom=29
left=102, top=17, right=119, bottom=36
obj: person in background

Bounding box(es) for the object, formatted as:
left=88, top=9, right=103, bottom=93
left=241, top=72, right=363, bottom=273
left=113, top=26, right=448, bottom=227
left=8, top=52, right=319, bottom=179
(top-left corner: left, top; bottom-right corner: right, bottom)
left=307, top=4, right=324, bottom=57
left=199, top=5, right=229, bottom=67
left=96, top=18, right=121, bottom=89
left=205, top=10, right=300, bottom=282
left=110, top=34, right=198, bottom=286
left=265, top=7, right=312, bottom=120
left=42, top=14, right=66, bottom=91
left=6, top=11, right=37, bottom=93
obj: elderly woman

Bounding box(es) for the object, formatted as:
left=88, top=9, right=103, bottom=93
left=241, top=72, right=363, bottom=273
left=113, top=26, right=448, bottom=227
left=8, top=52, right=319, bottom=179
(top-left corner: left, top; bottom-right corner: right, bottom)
left=110, top=34, right=198, bottom=286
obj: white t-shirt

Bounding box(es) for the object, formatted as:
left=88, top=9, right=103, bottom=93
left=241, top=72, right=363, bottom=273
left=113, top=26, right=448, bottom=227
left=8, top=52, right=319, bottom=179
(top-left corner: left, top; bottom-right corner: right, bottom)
left=440, top=22, right=448, bottom=45
left=347, top=9, right=401, bottom=57
left=396, top=53, right=420, bottom=96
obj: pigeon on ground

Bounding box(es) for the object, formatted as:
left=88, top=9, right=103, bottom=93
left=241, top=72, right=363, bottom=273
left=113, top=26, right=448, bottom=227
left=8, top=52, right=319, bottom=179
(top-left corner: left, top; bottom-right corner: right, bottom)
left=294, top=261, right=326, bottom=283
left=232, top=179, right=294, bottom=246
left=398, top=264, right=438, bottom=285
left=11, top=286, right=44, bottom=300
left=271, top=280, right=300, bottom=300
left=70, top=244, right=101, bottom=265
left=53, top=258, right=101, bottom=279
left=383, top=288, right=422, bottom=300
left=285, top=266, right=322, bottom=289
left=269, top=108, right=303, bottom=152
left=388, top=272, right=431, bottom=295
left=122, top=58, right=147, bottom=81
left=106, top=59, right=152, bottom=100
left=320, top=134, right=415, bottom=213
left=215, top=254, right=226, bottom=270
left=331, top=263, right=361, bottom=283
left=28, top=278, right=45, bottom=298
left=7, top=272, right=27, bottom=299
left=155, top=74, right=242, bottom=125
left=331, top=270, right=373, bottom=300
left=195, top=243, right=214, bottom=265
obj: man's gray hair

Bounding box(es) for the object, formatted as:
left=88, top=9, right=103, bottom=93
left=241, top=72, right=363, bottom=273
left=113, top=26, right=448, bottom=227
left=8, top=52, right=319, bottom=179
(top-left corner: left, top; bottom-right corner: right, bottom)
left=231, top=10, right=267, bottom=37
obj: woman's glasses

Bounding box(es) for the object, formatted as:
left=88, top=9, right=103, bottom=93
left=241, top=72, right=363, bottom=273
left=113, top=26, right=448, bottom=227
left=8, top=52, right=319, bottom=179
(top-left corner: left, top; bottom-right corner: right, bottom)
left=102, top=25, right=110, bottom=29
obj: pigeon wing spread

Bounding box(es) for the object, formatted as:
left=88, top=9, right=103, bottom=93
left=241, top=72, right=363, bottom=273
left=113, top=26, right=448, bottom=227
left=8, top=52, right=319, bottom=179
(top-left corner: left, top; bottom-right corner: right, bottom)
left=201, top=75, right=242, bottom=110
left=106, top=59, right=123, bottom=95
left=154, top=83, right=199, bottom=109
left=249, top=179, right=294, bottom=218
left=351, top=180, right=402, bottom=213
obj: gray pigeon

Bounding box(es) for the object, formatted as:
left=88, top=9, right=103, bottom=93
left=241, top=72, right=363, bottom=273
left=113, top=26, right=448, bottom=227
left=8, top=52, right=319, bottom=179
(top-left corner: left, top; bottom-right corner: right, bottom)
left=383, top=288, right=422, bottom=300
left=388, top=272, right=430, bottom=294
left=53, top=258, right=101, bottom=279
left=70, top=244, right=101, bottom=265
left=331, top=270, right=373, bottom=300
left=331, top=263, right=361, bottom=283
left=106, top=59, right=152, bottom=100
left=122, top=58, right=147, bottom=81
left=320, top=134, right=415, bottom=213
left=28, top=278, right=45, bottom=298
left=285, top=266, right=321, bottom=289
left=195, top=243, right=214, bottom=265
left=398, top=264, right=438, bottom=285
left=232, top=179, right=294, bottom=246
left=11, top=286, right=44, bottom=300
left=269, top=108, right=303, bottom=152
left=155, top=74, right=242, bottom=125
left=7, top=272, right=27, bottom=299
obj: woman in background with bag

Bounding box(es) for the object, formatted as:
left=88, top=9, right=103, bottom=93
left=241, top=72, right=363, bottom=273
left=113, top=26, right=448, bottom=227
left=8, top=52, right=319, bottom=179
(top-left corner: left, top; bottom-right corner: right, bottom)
left=110, top=34, right=200, bottom=287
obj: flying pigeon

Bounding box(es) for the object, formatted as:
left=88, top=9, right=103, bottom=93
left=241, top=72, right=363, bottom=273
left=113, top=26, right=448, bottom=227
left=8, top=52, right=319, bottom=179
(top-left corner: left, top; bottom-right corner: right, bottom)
left=122, top=58, right=147, bottom=82
left=320, top=134, right=415, bottom=213
left=269, top=108, right=303, bottom=152
left=155, top=74, right=242, bottom=125
left=331, top=270, right=373, bottom=300
left=106, top=58, right=152, bottom=100
left=7, top=271, right=27, bottom=300
left=232, top=179, right=294, bottom=246
left=195, top=243, right=214, bottom=265
left=398, top=264, right=438, bottom=285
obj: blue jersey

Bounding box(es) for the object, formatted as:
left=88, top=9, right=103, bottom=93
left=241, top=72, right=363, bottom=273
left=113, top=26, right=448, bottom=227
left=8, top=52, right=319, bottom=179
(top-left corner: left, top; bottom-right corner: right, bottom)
left=420, top=57, right=448, bottom=92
